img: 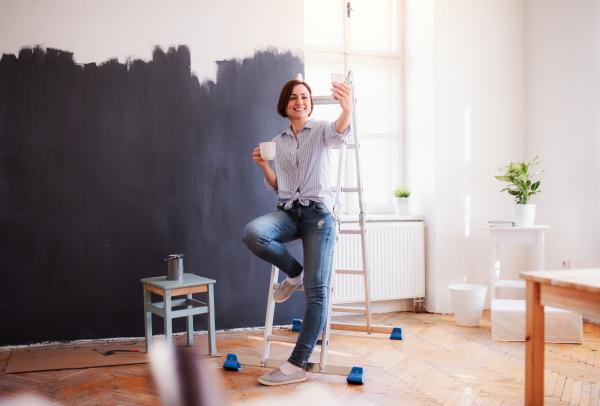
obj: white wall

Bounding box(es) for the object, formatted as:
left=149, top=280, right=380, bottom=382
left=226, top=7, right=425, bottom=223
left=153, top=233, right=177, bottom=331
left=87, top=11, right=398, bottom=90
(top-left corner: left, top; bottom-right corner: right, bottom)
left=525, top=0, right=600, bottom=320
left=407, top=0, right=600, bottom=315
left=406, top=0, right=528, bottom=313
left=434, top=0, right=527, bottom=312
left=0, top=0, right=303, bottom=82
left=404, top=0, right=437, bottom=310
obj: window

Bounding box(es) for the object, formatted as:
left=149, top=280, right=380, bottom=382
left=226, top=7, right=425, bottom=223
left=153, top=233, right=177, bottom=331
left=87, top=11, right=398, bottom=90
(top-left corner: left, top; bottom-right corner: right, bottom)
left=304, top=0, right=403, bottom=214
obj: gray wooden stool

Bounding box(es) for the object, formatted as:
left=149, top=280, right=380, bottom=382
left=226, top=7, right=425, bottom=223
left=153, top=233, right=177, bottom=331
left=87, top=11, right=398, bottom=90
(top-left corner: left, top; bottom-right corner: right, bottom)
left=141, top=273, right=216, bottom=355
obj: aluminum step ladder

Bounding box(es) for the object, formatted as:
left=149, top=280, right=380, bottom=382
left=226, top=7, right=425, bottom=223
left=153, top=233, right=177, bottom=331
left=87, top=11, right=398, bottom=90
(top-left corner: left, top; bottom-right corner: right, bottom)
left=223, top=72, right=402, bottom=384
left=319, top=72, right=403, bottom=339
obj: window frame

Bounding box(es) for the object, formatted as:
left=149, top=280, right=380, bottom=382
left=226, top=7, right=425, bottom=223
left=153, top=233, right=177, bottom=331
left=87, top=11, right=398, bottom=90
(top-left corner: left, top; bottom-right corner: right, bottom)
left=305, top=0, right=404, bottom=214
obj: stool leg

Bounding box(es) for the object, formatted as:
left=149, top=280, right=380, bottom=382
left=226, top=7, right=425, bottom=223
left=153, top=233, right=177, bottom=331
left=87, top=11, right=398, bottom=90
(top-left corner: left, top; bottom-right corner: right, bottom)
left=164, top=290, right=173, bottom=347
left=186, top=293, right=194, bottom=347
left=207, top=284, right=216, bottom=356
left=143, top=284, right=152, bottom=353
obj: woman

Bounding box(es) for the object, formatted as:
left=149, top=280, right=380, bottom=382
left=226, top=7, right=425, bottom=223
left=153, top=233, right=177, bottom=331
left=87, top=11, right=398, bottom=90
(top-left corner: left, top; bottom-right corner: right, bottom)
left=242, top=77, right=353, bottom=386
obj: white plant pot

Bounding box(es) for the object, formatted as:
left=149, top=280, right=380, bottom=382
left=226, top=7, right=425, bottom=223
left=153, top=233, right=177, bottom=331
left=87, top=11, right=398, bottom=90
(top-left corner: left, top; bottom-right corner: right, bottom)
left=448, top=284, right=488, bottom=327
left=511, top=204, right=536, bottom=227
left=394, top=197, right=409, bottom=215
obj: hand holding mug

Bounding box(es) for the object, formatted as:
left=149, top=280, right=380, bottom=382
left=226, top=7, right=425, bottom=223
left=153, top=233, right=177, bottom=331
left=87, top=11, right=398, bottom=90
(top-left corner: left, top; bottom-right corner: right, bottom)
left=252, top=147, right=266, bottom=167
left=252, top=142, right=276, bottom=167
left=259, top=142, right=276, bottom=161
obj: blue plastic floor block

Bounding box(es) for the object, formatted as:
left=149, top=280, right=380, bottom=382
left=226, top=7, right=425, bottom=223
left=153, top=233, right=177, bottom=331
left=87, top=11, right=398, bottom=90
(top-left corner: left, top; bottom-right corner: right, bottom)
left=292, top=319, right=302, bottom=332
left=223, top=354, right=242, bottom=371
left=346, top=366, right=365, bottom=385
left=390, top=326, right=403, bottom=340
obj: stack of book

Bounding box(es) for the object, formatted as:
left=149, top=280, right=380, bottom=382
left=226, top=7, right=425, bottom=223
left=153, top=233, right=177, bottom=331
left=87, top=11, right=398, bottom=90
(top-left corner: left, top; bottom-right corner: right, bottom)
left=488, top=220, right=513, bottom=227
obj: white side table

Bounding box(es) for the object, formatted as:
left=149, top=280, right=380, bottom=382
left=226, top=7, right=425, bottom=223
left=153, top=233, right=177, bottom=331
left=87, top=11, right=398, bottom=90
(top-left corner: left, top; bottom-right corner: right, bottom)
left=484, top=225, right=550, bottom=301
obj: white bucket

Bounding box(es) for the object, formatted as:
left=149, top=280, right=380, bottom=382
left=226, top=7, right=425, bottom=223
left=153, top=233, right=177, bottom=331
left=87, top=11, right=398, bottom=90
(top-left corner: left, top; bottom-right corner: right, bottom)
left=448, top=284, right=488, bottom=327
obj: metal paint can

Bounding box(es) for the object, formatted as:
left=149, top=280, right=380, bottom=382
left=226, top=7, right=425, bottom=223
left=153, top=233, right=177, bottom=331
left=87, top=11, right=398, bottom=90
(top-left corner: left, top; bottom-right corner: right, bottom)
left=163, top=253, right=185, bottom=281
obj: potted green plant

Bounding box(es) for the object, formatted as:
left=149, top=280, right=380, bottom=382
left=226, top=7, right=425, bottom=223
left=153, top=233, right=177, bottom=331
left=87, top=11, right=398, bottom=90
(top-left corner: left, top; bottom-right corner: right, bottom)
left=495, top=156, right=543, bottom=226
left=394, top=185, right=410, bottom=215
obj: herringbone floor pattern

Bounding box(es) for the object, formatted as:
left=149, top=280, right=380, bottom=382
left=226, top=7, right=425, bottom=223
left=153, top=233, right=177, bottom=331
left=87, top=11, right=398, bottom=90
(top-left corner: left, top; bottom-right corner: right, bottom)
left=1, top=311, right=599, bottom=405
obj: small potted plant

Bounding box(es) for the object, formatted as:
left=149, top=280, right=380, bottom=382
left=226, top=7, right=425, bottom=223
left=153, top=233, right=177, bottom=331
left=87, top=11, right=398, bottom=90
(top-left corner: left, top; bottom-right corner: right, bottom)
left=394, top=185, right=410, bottom=215
left=495, top=156, right=543, bottom=226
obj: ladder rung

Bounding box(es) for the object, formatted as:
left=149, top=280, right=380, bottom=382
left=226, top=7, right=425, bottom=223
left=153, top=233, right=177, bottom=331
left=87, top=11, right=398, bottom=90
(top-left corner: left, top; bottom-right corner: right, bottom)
left=335, top=269, right=364, bottom=275
left=312, top=95, right=338, bottom=105
left=329, top=323, right=396, bottom=334
left=329, top=186, right=359, bottom=193
left=333, top=144, right=357, bottom=149
left=332, top=306, right=368, bottom=314
left=267, top=334, right=323, bottom=343
left=330, top=322, right=368, bottom=332
left=267, top=334, right=298, bottom=343
left=339, top=229, right=361, bottom=235
left=237, top=356, right=353, bottom=376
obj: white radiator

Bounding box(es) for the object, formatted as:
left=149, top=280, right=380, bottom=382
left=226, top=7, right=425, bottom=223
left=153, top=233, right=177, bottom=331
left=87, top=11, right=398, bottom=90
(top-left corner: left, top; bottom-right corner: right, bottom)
left=332, top=221, right=425, bottom=303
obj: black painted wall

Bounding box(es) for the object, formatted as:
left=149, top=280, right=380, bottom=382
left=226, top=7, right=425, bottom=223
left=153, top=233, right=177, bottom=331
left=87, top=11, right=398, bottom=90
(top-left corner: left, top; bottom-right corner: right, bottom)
left=0, top=45, right=305, bottom=346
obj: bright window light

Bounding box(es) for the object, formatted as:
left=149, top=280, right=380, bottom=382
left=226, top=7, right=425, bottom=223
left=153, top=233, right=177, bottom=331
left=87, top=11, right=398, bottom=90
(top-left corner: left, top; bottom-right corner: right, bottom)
left=350, top=0, right=397, bottom=52
left=304, top=0, right=403, bottom=214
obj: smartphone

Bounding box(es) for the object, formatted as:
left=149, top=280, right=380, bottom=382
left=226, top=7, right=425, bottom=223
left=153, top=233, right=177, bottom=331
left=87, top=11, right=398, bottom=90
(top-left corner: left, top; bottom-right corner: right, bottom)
left=331, top=73, right=345, bottom=84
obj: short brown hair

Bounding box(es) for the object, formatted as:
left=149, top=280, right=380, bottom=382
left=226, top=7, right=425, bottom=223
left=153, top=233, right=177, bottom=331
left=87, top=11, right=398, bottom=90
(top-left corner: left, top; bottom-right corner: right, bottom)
left=277, top=79, right=314, bottom=118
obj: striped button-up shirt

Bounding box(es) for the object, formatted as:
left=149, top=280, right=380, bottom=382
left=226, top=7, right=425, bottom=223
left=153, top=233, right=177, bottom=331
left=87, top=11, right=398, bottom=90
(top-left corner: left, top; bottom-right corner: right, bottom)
left=264, top=119, right=351, bottom=214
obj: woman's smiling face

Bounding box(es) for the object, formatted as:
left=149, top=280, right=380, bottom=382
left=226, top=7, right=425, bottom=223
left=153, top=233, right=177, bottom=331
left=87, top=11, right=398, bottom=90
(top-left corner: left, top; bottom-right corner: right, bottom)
left=286, top=84, right=312, bottom=119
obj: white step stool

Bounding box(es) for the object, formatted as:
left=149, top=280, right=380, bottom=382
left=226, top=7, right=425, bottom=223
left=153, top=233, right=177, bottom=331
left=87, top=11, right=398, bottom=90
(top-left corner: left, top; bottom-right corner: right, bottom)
left=491, top=299, right=583, bottom=343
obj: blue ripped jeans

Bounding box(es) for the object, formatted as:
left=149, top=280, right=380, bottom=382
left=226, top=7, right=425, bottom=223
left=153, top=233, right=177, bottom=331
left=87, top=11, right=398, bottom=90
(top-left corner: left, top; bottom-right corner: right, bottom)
left=242, top=200, right=336, bottom=369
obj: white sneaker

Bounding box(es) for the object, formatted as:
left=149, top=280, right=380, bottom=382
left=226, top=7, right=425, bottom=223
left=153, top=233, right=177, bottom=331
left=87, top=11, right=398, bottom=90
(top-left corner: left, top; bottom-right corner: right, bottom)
left=273, top=275, right=303, bottom=303
left=257, top=367, right=306, bottom=386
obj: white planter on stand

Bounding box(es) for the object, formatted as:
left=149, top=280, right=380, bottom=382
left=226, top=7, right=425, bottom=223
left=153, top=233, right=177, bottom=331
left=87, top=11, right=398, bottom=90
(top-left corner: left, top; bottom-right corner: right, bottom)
left=448, top=284, right=488, bottom=327
left=394, top=197, right=409, bottom=215
left=511, top=204, right=536, bottom=226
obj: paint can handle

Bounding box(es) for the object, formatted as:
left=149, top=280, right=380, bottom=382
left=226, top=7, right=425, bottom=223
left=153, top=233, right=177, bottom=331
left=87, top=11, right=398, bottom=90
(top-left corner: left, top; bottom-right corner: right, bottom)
left=162, top=253, right=185, bottom=262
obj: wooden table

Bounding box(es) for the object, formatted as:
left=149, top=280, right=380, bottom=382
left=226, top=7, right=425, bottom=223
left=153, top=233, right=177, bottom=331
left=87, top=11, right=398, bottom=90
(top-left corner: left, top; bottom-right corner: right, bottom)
left=520, top=269, right=600, bottom=405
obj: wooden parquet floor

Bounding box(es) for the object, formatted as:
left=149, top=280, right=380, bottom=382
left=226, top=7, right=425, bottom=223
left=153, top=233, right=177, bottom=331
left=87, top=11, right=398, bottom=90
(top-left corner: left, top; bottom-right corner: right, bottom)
left=1, top=311, right=599, bottom=405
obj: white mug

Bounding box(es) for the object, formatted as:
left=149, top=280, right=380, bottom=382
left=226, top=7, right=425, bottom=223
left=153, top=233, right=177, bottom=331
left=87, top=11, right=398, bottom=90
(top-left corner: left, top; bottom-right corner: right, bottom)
left=260, top=142, right=276, bottom=161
